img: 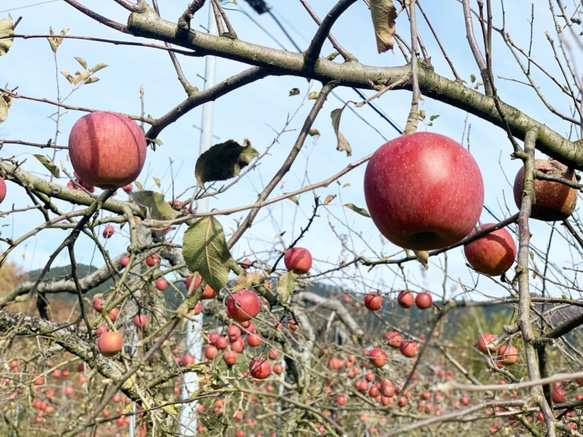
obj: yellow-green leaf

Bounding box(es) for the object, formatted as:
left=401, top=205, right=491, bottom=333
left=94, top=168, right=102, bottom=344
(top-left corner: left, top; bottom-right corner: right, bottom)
left=330, top=108, right=352, bottom=157
left=131, top=191, right=180, bottom=221
left=75, top=57, right=87, bottom=69
left=47, top=27, right=68, bottom=53
left=0, top=17, right=14, bottom=56
left=369, top=0, right=397, bottom=53
left=323, top=194, right=336, bottom=205
left=307, top=91, right=320, bottom=100
left=0, top=91, right=11, bottom=124
left=153, top=177, right=161, bottom=189
left=277, top=271, right=296, bottom=304
left=91, top=63, right=108, bottom=73
left=344, top=203, right=370, bottom=217
left=182, top=217, right=235, bottom=292
left=33, top=154, right=60, bottom=178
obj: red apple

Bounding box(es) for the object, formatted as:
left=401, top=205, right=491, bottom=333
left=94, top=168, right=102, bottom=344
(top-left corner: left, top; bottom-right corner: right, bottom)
left=133, top=314, right=147, bottom=327
left=180, top=354, right=196, bottom=366
left=364, top=132, right=484, bottom=250
left=475, top=333, right=499, bottom=354
left=201, top=284, right=217, bottom=300
left=513, top=159, right=577, bottom=221
left=93, top=297, right=104, bottom=313
left=227, top=325, right=242, bottom=342
left=497, top=344, right=519, bottom=365
left=464, top=224, right=516, bottom=276
left=415, top=292, right=433, bottom=310
left=399, top=341, right=418, bottom=358
left=0, top=177, right=7, bottom=203
left=222, top=350, right=238, bottom=366
left=102, top=225, right=115, bottom=239
left=155, top=278, right=168, bottom=291
left=97, top=331, right=123, bottom=357
left=120, top=256, right=130, bottom=267
left=284, top=247, right=313, bottom=274
left=185, top=274, right=202, bottom=293
left=364, top=293, right=383, bottom=311
left=336, top=395, right=346, bottom=406
left=122, top=183, right=133, bottom=193
left=204, top=345, right=219, bottom=360
left=551, top=388, right=567, bottom=403
left=268, top=348, right=279, bottom=360
left=385, top=331, right=403, bottom=348
left=213, top=335, right=228, bottom=350
left=226, top=290, right=261, bottom=323
left=68, top=111, right=147, bottom=189
left=460, top=396, right=471, bottom=405
left=397, top=291, right=415, bottom=308
left=368, top=348, right=388, bottom=368
left=231, top=337, right=245, bottom=353
left=246, top=333, right=262, bottom=347
left=146, top=254, right=160, bottom=267
left=249, top=358, right=271, bottom=379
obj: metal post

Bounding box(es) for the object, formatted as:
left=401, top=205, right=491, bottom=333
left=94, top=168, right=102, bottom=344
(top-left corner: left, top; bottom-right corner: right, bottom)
left=179, top=3, right=217, bottom=435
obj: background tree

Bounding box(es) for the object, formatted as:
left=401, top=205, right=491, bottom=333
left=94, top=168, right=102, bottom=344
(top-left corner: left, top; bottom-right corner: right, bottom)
left=1, top=0, right=583, bottom=436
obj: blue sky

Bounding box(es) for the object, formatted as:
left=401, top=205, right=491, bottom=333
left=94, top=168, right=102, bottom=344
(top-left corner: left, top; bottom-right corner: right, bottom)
left=0, top=0, right=579, bottom=300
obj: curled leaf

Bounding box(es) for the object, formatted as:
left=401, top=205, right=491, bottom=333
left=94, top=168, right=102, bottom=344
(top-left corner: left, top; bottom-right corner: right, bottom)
left=182, top=217, right=235, bottom=292
left=33, top=154, right=60, bottom=178
left=370, top=0, right=397, bottom=53
left=344, top=203, right=370, bottom=217
left=0, top=17, right=15, bottom=56
left=131, top=191, right=180, bottom=221
left=195, top=139, right=259, bottom=187
left=330, top=108, right=352, bottom=157
left=277, top=271, right=296, bottom=304
left=48, top=27, right=68, bottom=53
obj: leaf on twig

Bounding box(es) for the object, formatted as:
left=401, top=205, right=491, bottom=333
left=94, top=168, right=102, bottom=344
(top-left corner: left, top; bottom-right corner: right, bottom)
left=369, top=0, right=397, bottom=53
left=47, top=27, right=68, bottom=53
left=195, top=139, right=259, bottom=187
left=330, top=108, right=352, bottom=156
left=344, top=203, right=370, bottom=217
left=130, top=190, right=180, bottom=221
left=0, top=17, right=15, bottom=56
left=33, top=154, right=60, bottom=178
left=182, top=217, right=235, bottom=292
left=323, top=194, right=336, bottom=205
left=277, top=271, right=296, bottom=304
left=0, top=91, right=12, bottom=124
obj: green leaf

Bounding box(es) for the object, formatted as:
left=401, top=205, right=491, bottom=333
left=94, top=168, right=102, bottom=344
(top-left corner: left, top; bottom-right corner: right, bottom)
left=47, top=27, right=68, bottom=53
left=277, top=271, right=296, bottom=304
left=195, top=139, right=259, bottom=187
left=344, top=203, right=370, bottom=217
left=75, top=57, right=87, bottom=69
left=182, top=217, right=235, bottom=292
left=130, top=191, right=180, bottom=220
left=33, top=154, right=60, bottom=178
left=330, top=108, right=352, bottom=157
left=0, top=17, right=14, bottom=56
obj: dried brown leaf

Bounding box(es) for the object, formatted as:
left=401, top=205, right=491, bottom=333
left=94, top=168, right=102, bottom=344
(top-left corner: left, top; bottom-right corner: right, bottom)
left=370, top=0, right=397, bottom=53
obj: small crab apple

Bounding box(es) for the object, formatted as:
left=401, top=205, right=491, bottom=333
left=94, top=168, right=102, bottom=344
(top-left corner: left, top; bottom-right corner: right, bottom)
left=476, top=333, right=499, bottom=354
left=397, top=291, right=415, bottom=308
left=133, top=314, right=147, bottom=328
left=368, top=348, right=388, bottom=368
left=226, top=290, right=261, bottom=323
left=497, top=344, right=519, bottom=365
left=102, top=225, right=115, bottom=238
left=415, top=292, right=433, bottom=309
left=204, top=345, right=219, bottom=360
left=97, top=331, right=123, bottom=357
left=146, top=254, right=160, bottom=267
left=120, top=256, right=130, bottom=267
left=385, top=331, right=403, bottom=348
left=364, top=293, right=383, bottom=311
left=399, top=341, right=418, bottom=358
left=222, top=350, right=238, bottom=366
left=284, top=247, right=312, bottom=274
left=181, top=354, right=196, bottom=366
left=155, top=278, right=168, bottom=291
left=249, top=358, right=271, bottom=379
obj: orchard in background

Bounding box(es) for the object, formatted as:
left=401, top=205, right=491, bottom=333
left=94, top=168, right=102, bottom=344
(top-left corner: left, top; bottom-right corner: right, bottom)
left=0, top=1, right=583, bottom=436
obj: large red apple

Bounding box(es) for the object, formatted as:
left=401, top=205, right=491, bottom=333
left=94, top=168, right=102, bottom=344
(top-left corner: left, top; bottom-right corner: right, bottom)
left=0, top=177, right=6, bottom=203
left=513, top=159, right=577, bottom=221
left=464, top=224, right=516, bottom=276
left=364, top=293, right=383, bottom=311
left=97, top=331, right=123, bottom=357
left=364, top=132, right=484, bottom=250
left=225, top=289, right=261, bottom=323
left=68, top=111, right=147, bottom=189
left=249, top=358, right=271, bottom=379
left=284, top=247, right=312, bottom=274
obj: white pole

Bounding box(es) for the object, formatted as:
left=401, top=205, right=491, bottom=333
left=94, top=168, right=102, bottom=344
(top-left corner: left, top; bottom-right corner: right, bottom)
left=179, top=3, right=217, bottom=435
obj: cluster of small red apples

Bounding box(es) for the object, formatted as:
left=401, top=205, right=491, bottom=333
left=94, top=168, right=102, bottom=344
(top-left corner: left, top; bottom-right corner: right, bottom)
left=363, top=131, right=579, bottom=276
